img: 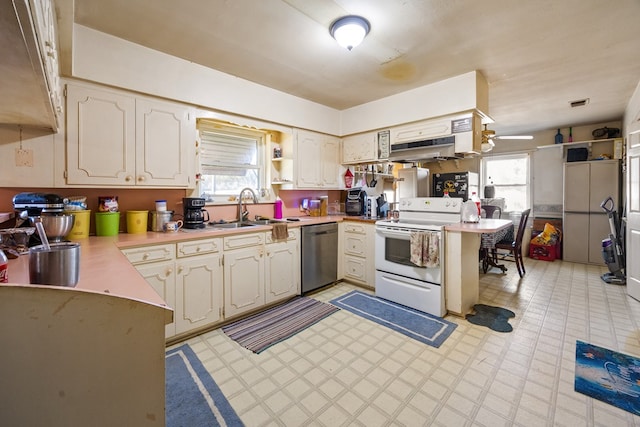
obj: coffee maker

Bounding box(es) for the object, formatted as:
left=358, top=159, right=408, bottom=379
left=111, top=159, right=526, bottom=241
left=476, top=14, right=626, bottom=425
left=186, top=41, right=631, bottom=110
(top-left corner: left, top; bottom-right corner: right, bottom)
left=183, top=198, right=209, bottom=229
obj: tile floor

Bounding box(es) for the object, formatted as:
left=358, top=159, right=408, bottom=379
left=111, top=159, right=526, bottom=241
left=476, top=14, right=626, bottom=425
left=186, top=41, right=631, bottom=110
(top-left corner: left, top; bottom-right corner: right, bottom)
left=175, top=258, right=640, bottom=426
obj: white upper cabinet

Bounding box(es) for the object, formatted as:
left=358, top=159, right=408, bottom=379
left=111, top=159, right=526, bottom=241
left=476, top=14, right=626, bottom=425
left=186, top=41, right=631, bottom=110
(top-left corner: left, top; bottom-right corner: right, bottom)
left=294, top=129, right=342, bottom=188
left=65, top=83, right=195, bottom=187
left=342, top=132, right=378, bottom=164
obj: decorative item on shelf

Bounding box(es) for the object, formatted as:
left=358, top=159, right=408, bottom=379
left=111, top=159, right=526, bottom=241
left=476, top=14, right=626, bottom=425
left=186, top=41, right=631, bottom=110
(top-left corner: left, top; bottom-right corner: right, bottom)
left=273, top=146, right=282, bottom=158
left=568, top=127, right=573, bottom=142
left=344, top=168, right=354, bottom=188
left=592, top=127, right=621, bottom=139
left=555, top=129, right=563, bottom=144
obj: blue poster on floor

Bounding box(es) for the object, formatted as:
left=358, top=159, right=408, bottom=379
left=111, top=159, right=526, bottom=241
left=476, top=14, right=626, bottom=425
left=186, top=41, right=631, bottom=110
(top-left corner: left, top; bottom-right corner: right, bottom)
left=575, top=340, right=640, bottom=415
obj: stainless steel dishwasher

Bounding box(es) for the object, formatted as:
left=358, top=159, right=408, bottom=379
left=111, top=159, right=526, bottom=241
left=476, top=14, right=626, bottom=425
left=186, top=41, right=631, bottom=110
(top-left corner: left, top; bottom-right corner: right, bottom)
left=301, top=222, right=338, bottom=293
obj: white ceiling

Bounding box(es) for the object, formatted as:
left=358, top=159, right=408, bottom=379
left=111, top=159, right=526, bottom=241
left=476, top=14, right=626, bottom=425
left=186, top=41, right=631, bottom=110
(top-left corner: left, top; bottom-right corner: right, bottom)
left=72, top=0, right=640, bottom=136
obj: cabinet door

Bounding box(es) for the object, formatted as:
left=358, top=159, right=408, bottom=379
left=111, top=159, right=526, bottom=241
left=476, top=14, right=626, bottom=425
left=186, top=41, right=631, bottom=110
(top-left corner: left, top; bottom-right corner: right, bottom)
left=265, top=240, right=300, bottom=304
left=563, top=163, right=590, bottom=212
left=135, top=260, right=176, bottom=338
left=322, top=137, right=341, bottom=187
left=66, top=85, right=136, bottom=185
left=135, top=98, right=195, bottom=187
left=563, top=212, right=589, bottom=263
left=589, top=161, right=619, bottom=212
left=344, top=232, right=366, bottom=257
left=343, top=133, right=376, bottom=164
left=588, top=213, right=609, bottom=265
left=224, top=246, right=265, bottom=318
left=344, top=255, right=367, bottom=283
left=175, top=254, right=223, bottom=334
left=296, top=130, right=322, bottom=187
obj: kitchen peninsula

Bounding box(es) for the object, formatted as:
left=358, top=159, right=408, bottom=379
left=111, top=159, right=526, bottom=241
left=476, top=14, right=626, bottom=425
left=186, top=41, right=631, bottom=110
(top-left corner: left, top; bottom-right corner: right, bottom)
left=445, top=218, right=513, bottom=316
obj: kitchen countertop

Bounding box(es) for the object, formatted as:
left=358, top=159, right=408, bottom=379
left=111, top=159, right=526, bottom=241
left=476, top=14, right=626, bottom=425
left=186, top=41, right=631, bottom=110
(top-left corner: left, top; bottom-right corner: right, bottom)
left=444, top=218, right=512, bottom=233
left=3, top=215, right=349, bottom=319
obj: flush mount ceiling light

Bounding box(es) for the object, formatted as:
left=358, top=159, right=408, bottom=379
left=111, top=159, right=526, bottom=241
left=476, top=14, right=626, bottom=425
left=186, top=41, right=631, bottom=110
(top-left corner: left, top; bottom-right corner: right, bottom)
left=330, top=15, right=370, bottom=51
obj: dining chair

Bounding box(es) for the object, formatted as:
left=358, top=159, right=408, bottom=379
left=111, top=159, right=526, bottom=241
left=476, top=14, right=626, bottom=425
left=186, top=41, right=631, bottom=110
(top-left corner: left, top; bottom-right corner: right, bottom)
left=492, top=208, right=531, bottom=277
left=481, top=205, right=502, bottom=219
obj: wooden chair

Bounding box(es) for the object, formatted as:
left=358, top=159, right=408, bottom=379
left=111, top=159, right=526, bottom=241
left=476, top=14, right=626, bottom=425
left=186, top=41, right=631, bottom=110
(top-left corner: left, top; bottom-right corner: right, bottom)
left=481, top=205, right=502, bottom=219
left=492, top=209, right=531, bottom=277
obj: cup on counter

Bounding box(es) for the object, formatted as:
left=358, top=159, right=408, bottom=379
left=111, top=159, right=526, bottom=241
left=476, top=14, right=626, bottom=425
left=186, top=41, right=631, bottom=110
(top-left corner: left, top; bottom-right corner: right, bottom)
left=164, top=220, right=183, bottom=232
left=29, top=242, right=81, bottom=287
left=95, top=212, right=120, bottom=236
left=126, top=210, right=149, bottom=234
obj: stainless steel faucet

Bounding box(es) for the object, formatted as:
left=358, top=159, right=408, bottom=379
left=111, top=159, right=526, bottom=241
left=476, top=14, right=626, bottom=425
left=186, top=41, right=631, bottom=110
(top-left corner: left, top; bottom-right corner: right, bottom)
left=237, top=187, right=258, bottom=222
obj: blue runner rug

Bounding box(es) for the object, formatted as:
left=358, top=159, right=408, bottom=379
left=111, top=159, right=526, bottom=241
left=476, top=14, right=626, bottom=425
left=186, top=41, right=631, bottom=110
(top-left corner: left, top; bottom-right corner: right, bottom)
left=166, top=344, right=244, bottom=427
left=330, top=290, right=457, bottom=348
left=575, top=340, right=640, bottom=415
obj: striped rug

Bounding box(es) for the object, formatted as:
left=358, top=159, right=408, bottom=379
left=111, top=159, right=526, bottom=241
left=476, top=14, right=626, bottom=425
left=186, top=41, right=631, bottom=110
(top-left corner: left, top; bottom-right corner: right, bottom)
left=222, top=296, right=339, bottom=353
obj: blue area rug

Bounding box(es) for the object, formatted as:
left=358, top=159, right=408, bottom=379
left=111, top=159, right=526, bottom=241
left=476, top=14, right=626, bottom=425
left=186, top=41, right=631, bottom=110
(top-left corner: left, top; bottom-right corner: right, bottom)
left=575, top=340, right=640, bottom=415
left=166, top=344, right=244, bottom=427
left=329, top=290, right=457, bottom=348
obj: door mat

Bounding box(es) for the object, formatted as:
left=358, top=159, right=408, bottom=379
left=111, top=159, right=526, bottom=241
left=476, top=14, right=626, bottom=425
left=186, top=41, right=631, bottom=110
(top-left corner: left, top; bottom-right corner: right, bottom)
left=575, top=340, right=640, bottom=415
left=465, top=304, right=515, bottom=332
left=166, top=344, right=244, bottom=427
left=222, top=296, right=339, bottom=354
left=329, top=290, right=456, bottom=348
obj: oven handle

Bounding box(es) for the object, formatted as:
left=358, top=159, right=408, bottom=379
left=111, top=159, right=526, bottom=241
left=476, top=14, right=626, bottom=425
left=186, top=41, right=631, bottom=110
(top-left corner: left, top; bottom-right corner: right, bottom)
left=375, top=227, right=414, bottom=239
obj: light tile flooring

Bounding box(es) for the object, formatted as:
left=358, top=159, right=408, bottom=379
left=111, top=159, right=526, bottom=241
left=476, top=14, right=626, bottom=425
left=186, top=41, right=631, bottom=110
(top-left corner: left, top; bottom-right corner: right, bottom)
left=174, top=258, right=640, bottom=426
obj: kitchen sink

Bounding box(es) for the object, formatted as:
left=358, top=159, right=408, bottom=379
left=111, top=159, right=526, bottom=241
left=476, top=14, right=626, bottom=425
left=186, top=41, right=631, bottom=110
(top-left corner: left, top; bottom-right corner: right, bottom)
left=209, top=222, right=257, bottom=229
left=247, top=219, right=284, bottom=225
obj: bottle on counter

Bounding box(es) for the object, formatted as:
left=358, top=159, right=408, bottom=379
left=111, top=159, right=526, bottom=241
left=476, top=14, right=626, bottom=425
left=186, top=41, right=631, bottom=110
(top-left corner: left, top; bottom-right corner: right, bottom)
left=471, top=192, right=481, bottom=216
left=274, top=197, right=283, bottom=219
left=0, top=249, right=8, bottom=283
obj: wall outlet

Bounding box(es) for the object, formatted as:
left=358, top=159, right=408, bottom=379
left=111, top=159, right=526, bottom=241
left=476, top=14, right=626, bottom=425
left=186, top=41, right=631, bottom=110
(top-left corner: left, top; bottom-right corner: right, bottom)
left=15, top=148, right=33, bottom=167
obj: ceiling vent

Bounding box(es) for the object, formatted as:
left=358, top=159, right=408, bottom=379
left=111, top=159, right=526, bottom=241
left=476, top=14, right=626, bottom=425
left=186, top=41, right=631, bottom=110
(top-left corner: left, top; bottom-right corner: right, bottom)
left=570, top=98, right=590, bottom=108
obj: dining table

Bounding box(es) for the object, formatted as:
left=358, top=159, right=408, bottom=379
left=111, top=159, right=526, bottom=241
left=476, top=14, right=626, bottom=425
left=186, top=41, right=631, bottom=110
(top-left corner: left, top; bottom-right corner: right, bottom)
left=480, top=224, right=514, bottom=273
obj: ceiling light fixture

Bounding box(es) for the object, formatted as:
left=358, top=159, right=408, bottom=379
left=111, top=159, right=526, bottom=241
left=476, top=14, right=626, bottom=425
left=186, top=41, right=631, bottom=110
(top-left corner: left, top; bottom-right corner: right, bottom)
left=330, top=15, right=370, bottom=51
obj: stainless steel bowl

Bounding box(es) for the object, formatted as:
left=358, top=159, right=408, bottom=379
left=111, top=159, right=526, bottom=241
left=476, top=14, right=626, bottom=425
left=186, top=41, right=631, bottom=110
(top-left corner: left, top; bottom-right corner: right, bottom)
left=29, top=214, right=75, bottom=242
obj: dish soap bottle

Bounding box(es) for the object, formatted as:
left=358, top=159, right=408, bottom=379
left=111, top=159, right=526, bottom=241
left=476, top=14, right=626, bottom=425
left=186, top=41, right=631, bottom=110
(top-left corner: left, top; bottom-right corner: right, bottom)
left=555, top=129, right=563, bottom=144
left=274, top=197, right=283, bottom=219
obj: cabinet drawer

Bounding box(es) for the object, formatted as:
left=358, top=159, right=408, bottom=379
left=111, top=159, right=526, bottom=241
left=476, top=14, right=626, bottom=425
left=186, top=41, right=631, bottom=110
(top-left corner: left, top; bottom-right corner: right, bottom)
left=344, top=233, right=366, bottom=257
left=176, top=238, right=222, bottom=258
left=344, top=222, right=368, bottom=234
left=265, top=228, right=299, bottom=244
left=122, top=244, right=175, bottom=265
left=344, top=255, right=367, bottom=281
left=224, top=232, right=265, bottom=250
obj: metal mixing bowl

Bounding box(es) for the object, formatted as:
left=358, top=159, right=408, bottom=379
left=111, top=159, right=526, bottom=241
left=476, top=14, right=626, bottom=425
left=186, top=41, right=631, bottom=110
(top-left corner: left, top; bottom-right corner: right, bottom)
left=29, top=214, right=75, bottom=242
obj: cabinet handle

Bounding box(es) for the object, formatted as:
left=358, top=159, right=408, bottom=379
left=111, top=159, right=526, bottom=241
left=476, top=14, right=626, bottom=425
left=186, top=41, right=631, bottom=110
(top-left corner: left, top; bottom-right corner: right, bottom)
left=177, top=266, right=183, bottom=274
left=137, top=176, right=145, bottom=182
left=125, top=175, right=133, bottom=182
left=166, top=268, right=173, bottom=276
left=142, top=253, right=149, bottom=260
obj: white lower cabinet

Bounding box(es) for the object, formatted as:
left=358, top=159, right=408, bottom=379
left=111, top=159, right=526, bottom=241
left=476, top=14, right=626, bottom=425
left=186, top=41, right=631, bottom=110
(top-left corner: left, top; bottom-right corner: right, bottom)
left=175, top=239, right=223, bottom=335
left=265, top=228, right=300, bottom=304
left=122, top=238, right=223, bottom=340
left=223, top=233, right=266, bottom=319
left=342, top=221, right=376, bottom=288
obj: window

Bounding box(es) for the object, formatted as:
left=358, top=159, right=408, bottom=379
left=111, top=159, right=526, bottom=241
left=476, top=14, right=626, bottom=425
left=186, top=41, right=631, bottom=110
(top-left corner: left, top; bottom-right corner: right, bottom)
left=481, top=153, right=530, bottom=213
left=198, top=122, right=266, bottom=202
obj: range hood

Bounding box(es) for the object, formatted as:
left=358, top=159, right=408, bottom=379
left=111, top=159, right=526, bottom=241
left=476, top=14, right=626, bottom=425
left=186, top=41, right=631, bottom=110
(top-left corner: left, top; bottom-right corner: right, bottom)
left=388, top=136, right=460, bottom=162
left=0, top=0, right=61, bottom=131
left=388, top=112, right=483, bottom=162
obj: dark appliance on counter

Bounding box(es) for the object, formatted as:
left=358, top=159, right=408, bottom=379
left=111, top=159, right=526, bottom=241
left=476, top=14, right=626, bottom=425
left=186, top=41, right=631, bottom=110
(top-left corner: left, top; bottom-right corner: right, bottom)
left=183, top=197, right=209, bottom=229
left=345, top=187, right=367, bottom=216
left=432, top=172, right=479, bottom=201
left=12, top=192, right=67, bottom=247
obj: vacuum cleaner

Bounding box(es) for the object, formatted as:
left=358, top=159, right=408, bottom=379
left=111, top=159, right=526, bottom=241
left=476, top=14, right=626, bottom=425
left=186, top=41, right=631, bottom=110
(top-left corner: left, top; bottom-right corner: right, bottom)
left=600, top=196, right=626, bottom=285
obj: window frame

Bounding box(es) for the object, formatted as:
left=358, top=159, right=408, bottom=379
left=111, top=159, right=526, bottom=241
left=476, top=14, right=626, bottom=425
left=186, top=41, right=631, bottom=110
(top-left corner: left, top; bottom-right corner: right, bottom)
left=480, top=151, right=532, bottom=214
left=197, top=121, right=268, bottom=204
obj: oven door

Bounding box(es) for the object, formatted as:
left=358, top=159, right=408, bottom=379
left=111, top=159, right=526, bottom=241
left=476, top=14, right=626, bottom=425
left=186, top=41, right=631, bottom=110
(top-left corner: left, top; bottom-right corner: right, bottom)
left=375, top=225, right=441, bottom=285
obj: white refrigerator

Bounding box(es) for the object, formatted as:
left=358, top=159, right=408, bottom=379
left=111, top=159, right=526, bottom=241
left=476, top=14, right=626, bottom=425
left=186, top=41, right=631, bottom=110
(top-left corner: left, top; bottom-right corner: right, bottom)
left=398, top=167, right=430, bottom=199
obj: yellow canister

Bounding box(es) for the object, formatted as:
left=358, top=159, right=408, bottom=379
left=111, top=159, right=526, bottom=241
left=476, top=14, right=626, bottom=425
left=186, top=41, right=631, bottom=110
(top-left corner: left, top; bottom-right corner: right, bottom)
left=66, top=210, right=91, bottom=239
left=126, top=211, right=149, bottom=234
